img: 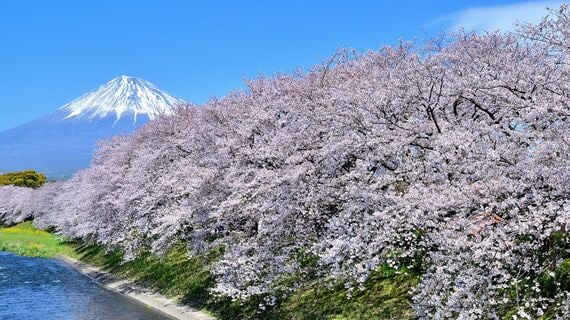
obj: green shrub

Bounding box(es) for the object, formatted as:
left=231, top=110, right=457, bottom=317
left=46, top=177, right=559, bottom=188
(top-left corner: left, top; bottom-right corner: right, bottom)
left=0, top=170, right=47, bottom=188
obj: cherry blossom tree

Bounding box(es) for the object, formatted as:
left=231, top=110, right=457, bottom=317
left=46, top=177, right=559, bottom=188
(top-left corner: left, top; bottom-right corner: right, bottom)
left=0, top=185, right=35, bottom=225
left=6, top=5, right=570, bottom=318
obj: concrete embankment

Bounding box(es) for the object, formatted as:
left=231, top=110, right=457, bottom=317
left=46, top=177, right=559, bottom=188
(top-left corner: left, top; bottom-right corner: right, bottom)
left=59, top=256, right=216, bottom=320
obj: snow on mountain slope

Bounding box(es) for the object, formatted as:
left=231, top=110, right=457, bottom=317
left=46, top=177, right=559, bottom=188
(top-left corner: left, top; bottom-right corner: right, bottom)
left=0, top=76, right=187, bottom=178
left=61, top=75, right=185, bottom=122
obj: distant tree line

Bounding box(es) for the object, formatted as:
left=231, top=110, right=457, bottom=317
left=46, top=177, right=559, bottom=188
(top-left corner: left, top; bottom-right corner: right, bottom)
left=0, top=170, right=46, bottom=188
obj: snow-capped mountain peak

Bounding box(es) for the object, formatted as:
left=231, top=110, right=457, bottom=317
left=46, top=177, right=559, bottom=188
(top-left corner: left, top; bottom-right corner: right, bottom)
left=0, top=75, right=189, bottom=178
left=60, top=75, right=186, bottom=122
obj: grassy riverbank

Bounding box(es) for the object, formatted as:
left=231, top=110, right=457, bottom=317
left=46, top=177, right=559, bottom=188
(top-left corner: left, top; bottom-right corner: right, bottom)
left=78, top=244, right=419, bottom=320
left=0, top=221, right=78, bottom=258
left=0, top=221, right=418, bottom=319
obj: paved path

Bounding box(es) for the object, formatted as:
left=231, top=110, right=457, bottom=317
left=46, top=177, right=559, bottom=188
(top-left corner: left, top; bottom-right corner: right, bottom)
left=59, top=256, right=216, bottom=320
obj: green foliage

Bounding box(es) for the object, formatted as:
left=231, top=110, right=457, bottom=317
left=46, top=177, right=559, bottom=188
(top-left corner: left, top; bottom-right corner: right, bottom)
left=0, top=170, right=46, bottom=188
left=0, top=221, right=77, bottom=258
left=558, top=259, right=570, bottom=292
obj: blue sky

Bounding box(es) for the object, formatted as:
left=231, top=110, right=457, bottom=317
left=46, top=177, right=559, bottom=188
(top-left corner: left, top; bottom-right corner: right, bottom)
left=0, top=0, right=564, bottom=131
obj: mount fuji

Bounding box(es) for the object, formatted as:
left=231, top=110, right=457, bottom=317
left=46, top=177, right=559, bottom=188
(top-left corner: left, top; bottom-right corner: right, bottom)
left=0, top=76, right=187, bottom=178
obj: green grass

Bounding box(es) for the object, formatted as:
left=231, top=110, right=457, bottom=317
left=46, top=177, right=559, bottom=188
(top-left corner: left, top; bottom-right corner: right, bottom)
left=278, top=266, right=418, bottom=320
left=0, top=221, right=78, bottom=258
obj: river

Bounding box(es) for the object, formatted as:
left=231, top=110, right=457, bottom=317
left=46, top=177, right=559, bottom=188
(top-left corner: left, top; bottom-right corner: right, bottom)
left=0, top=251, right=174, bottom=320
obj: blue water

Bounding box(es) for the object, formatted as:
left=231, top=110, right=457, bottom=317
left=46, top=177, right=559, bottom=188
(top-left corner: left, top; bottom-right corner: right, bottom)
left=0, top=251, right=174, bottom=320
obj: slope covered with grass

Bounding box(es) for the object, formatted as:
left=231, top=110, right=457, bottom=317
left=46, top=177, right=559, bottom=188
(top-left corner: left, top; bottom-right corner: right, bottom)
left=0, top=221, right=77, bottom=258
left=77, top=243, right=419, bottom=320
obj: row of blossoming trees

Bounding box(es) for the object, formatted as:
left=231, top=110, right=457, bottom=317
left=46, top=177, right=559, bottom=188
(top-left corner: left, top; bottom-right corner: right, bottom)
left=1, top=7, right=569, bottom=319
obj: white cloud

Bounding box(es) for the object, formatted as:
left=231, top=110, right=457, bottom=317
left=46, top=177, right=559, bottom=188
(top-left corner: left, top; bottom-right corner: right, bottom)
left=435, top=1, right=565, bottom=32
